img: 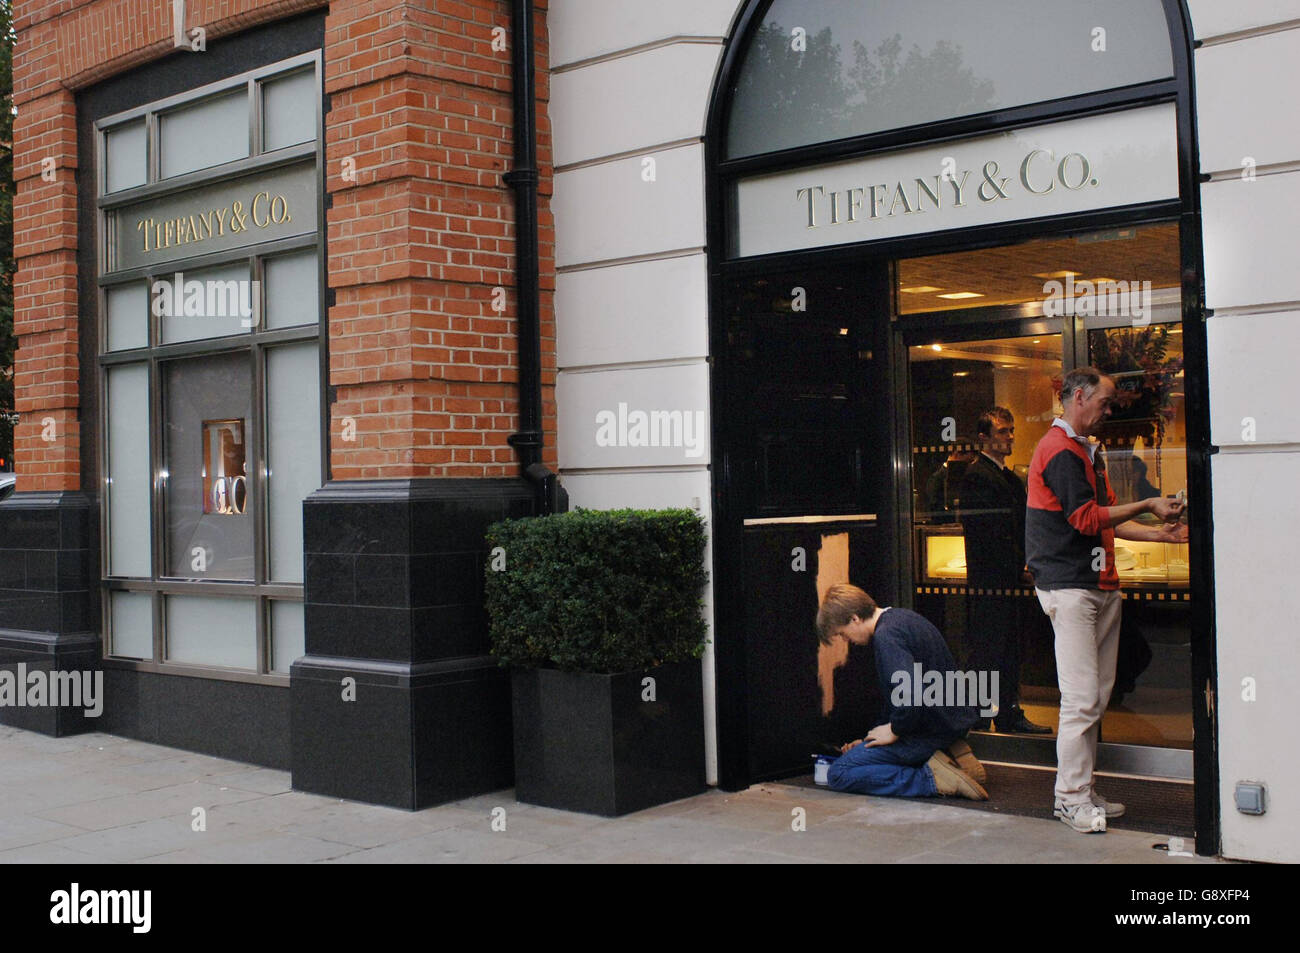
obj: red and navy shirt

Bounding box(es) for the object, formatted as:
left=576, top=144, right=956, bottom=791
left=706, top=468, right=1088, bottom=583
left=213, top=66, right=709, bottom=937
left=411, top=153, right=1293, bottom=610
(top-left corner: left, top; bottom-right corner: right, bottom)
left=1026, top=420, right=1118, bottom=591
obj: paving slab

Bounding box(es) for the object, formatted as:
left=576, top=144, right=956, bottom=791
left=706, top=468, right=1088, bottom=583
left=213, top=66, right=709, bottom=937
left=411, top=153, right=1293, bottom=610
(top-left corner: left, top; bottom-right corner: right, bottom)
left=0, top=729, right=1230, bottom=864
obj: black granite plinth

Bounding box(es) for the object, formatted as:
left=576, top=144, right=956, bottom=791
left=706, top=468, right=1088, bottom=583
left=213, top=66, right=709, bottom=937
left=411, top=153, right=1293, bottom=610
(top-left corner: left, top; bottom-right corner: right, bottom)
left=0, top=492, right=100, bottom=735
left=292, top=479, right=534, bottom=808
left=511, top=660, right=707, bottom=817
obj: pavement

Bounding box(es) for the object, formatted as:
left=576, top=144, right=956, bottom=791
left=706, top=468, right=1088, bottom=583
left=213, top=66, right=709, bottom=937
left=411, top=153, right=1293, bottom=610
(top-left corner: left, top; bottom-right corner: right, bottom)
left=0, top=726, right=1224, bottom=864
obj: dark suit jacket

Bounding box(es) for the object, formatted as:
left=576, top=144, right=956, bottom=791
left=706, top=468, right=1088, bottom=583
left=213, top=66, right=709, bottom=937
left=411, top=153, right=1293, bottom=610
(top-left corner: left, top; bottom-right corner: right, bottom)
left=958, top=453, right=1027, bottom=588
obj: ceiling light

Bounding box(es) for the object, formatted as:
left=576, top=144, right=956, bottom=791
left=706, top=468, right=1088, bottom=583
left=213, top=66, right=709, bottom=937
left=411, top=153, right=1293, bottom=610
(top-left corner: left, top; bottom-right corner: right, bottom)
left=931, top=344, right=942, bottom=352
left=1091, top=277, right=1118, bottom=284
left=953, top=372, right=969, bottom=377
left=1033, top=271, right=1078, bottom=279
left=900, top=285, right=943, bottom=293
left=839, top=328, right=849, bottom=335
left=937, top=292, right=984, bottom=300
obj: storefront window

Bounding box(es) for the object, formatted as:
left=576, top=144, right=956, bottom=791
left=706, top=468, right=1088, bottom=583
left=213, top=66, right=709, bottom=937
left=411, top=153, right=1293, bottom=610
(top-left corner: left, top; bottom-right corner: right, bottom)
left=266, top=343, right=321, bottom=583
left=900, top=225, right=1193, bottom=749
left=110, top=591, right=153, bottom=660
left=97, top=52, right=323, bottom=678
left=104, top=120, right=146, bottom=193
left=105, top=282, right=149, bottom=351
left=262, top=69, right=319, bottom=151
left=157, top=262, right=256, bottom=344
left=164, top=353, right=255, bottom=580
left=264, top=249, right=320, bottom=330
left=159, top=90, right=251, bottom=178
left=897, top=224, right=1182, bottom=314
left=105, top=364, right=151, bottom=576
left=726, top=0, right=1174, bottom=158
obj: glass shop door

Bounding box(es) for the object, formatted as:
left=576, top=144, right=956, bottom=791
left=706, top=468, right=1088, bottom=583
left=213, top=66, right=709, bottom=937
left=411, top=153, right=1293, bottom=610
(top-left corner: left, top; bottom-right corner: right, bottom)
left=903, top=321, right=1065, bottom=741
left=894, top=223, right=1195, bottom=780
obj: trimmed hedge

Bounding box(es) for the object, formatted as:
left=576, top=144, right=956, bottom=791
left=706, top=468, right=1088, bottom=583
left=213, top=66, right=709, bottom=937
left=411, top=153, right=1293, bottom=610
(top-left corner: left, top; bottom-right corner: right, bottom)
left=484, top=508, right=708, bottom=674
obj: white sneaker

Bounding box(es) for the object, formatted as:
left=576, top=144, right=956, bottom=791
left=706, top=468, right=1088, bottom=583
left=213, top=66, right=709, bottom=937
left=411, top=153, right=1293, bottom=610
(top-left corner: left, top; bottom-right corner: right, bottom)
left=1055, top=800, right=1107, bottom=833
left=1055, top=794, right=1125, bottom=819
left=1090, top=792, right=1125, bottom=818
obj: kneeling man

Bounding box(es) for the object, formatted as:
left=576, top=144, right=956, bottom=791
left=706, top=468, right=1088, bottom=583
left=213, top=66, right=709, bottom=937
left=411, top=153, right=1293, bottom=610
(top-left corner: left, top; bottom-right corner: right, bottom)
left=816, top=584, right=988, bottom=800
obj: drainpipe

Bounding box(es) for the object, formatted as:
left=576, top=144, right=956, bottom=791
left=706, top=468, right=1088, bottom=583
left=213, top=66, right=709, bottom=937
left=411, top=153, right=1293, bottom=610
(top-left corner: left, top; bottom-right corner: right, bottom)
left=503, top=0, right=564, bottom=515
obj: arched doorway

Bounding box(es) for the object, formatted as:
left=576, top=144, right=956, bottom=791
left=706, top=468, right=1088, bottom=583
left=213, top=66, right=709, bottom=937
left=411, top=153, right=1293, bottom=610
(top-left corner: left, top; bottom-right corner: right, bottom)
left=705, top=0, right=1216, bottom=849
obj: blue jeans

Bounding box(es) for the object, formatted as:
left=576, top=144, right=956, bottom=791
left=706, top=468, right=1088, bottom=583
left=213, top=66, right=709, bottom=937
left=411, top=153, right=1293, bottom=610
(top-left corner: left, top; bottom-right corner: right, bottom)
left=827, top=734, right=956, bottom=798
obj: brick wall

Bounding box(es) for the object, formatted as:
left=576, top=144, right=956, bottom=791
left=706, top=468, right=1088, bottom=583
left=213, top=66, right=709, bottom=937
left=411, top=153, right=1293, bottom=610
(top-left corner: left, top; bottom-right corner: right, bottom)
left=325, top=0, right=555, bottom=478
left=9, top=0, right=555, bottom=489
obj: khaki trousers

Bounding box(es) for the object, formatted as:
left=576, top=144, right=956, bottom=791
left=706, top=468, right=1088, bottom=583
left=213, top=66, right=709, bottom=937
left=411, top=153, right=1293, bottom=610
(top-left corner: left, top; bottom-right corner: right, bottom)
left=1035, top=587, right=1122, bottom=807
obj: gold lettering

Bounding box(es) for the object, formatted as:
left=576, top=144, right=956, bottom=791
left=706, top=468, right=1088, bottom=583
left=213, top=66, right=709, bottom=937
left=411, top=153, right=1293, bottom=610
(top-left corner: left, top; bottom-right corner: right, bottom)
left=252, top=190, right=271, bottom=228
left=270, top=193, right=290, bottom=224
left=175, top=216, right=191, bottom=245
left=214, top=207, right=227, bottom=236
left=163, top=219, right=175, bottom=248
left=137, top=219, right=152, bottom=252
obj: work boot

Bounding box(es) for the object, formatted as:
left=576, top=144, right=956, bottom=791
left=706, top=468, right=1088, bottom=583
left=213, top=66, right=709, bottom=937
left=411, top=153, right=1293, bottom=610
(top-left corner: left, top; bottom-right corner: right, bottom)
left=927, top=752, right=988, bottom=800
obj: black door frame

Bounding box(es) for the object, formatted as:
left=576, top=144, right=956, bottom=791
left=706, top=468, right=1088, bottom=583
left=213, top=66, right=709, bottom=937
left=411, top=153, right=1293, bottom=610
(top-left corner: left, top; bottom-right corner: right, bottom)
left=704, top=0, right=1219, bottom=855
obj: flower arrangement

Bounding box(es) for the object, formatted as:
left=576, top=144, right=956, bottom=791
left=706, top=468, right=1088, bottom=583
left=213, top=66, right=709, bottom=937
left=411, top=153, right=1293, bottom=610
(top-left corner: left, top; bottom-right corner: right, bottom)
left=1086, top=325, right=1184, bottom=481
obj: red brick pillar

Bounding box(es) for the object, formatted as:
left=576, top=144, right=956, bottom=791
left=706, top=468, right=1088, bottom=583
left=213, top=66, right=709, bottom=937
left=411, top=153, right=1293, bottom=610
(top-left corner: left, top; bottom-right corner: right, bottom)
left=11, top=90, right=80, bottom=492
left=324, top=0, right=555, bottom=480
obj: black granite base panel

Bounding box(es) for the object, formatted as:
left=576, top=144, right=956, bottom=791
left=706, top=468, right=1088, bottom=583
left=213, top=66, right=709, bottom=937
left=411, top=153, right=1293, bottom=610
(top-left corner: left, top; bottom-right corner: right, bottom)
left=291, top=655, right=513, bottom=810
left=0, top=633, right=102, bottom=735
left=0, top=492, right=100, bottom=737
left=302, top=479, right=535, bottom=663
left=0, top=492, right=95, bottom=638
left=96, top=668, right=291, bottom=769
left=295, top=478, right=535, bottom=808
left=512, top=661, right=707, bottom=817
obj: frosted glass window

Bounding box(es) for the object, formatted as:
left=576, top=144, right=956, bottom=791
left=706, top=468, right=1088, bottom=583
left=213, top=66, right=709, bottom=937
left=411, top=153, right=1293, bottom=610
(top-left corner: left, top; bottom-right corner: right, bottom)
left=165, top=595, right=257, bottom=669
left=163, top=352, right=254, bottom=580
left=262, top=70, right=318, bottom=151
left=265, top=249, right=319, bottom=329
left=106, top=282, right=149, bottom=351
left=110, top=591, right=154, bottom=659
left=107, top=364, right=152, bottom=576
left=105, top=121, right=147, bottom=192
left=271, top=600, right=305, bottom=673
left=160, top=91, right=250, bottom=178
left=726, top=0, right=1175, bottom=158
left=158, top=262, right=253, bottom=344
left=267, top=344, right=321, bottom=582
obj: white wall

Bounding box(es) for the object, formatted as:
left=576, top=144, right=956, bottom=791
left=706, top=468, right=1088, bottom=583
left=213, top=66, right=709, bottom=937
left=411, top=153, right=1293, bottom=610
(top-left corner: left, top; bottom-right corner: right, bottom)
left=1192, top=1, right=1300, bottom=863
left=548, top=0, right=747, bottom=786
left=547, top=3, right=1300, bottom=854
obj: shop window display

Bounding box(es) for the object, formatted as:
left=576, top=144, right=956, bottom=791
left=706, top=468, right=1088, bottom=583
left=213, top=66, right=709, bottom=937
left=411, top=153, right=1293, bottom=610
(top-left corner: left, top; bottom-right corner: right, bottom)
left=97, top=53, right=323, bottom=677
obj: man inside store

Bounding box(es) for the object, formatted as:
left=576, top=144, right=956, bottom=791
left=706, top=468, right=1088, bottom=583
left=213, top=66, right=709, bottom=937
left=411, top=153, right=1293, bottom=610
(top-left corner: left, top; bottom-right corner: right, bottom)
left=816, top=584, right=989, bottom=801
left=958, top=407, right=1051, bottom=734
left=1026, top=367, right=1188, bottom=833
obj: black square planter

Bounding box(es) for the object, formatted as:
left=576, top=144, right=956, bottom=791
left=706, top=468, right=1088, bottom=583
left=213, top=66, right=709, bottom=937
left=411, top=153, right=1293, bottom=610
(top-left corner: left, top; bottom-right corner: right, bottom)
left=511, top=659, right=706, bottom=816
